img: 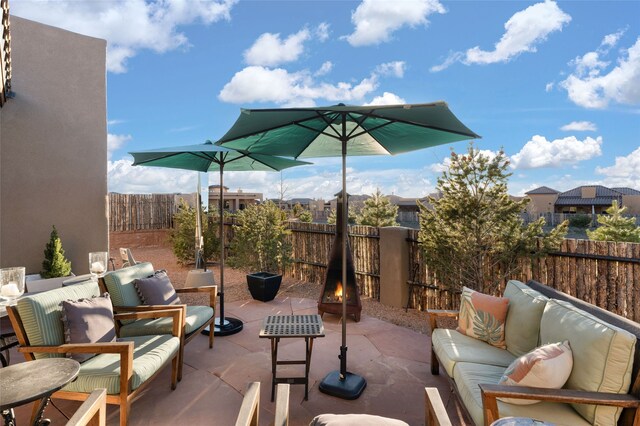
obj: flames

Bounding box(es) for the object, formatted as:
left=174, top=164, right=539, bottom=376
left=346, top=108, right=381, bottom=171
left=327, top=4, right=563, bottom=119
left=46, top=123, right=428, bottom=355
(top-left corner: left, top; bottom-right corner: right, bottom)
left=334, top=282, right=343, bottom=300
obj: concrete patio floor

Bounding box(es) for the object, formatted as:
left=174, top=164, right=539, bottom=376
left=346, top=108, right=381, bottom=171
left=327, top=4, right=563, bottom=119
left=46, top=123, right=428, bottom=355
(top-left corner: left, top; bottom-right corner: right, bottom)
left=11, top=296, right=465, bottom=425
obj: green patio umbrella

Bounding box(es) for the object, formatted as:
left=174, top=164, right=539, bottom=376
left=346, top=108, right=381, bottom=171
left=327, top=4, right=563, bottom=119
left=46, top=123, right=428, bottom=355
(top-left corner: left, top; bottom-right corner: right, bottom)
left=130, top=141, right=311, bottom=336
left=216, top=102, right=480, bottom=398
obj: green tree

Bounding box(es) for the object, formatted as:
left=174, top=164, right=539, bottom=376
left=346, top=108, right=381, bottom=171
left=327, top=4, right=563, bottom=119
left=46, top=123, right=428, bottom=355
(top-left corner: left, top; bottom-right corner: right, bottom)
left=418, top=144, right=567, bottom=294
left=170, top=199, right=220, bottom=266
left=228, top=201, right=293, bottom=273
left=587, top=201, right=640, bottom=242
left=41, top=225, right=72, bottom=278
left=357, top=188, right=399, bottom=227
left=291, top=203, right=312, bottom=222
left=327, top=206, right=357, bottom=225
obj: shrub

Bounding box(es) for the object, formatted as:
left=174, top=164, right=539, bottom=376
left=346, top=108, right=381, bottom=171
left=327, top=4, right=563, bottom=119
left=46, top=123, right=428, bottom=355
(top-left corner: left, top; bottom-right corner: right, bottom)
left=587, top=201, right=640, bottom=242
left=568, top=214, right=592, bottom=228
left=357, top=188, right=398, bottom=227
left=41, top=225, right=72, bottom=278
left=170, top=199, right=220, bottom=266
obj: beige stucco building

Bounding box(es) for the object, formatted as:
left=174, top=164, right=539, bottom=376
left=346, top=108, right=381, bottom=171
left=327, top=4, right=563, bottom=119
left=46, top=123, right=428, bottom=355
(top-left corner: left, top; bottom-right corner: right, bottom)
left=526, top=185, right=640, bottom=216
left=208, top=185, right=263, bottom=212
left=0, top=16, right=108, bottom=274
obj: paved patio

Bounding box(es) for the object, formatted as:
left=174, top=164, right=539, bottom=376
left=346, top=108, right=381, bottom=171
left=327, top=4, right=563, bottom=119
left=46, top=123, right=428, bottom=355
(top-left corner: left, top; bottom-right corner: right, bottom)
left=11, top=296, right=464, bottom=425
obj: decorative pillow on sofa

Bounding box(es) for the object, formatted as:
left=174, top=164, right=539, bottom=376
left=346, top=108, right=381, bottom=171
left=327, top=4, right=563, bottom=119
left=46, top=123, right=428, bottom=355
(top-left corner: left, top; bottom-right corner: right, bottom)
left=134, top=270, right=181, bottom=305
left=61, top=293, right=116, bottom=363
left=457, top=287, right=509, bottom=348
left=498, top=340, right=573, bottom=405
left=309, top=414, right=409, bottom=426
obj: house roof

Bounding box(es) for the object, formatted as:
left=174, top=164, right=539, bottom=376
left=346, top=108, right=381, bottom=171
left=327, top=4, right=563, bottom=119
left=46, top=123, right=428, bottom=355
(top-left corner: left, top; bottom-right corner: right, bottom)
left=612, top=187, right=640, bottom=195
left=525, top=186, right=560, bottom=195
left=558, top=185, right=621, bottom=198
left=554, top=185, right=623, bottom=206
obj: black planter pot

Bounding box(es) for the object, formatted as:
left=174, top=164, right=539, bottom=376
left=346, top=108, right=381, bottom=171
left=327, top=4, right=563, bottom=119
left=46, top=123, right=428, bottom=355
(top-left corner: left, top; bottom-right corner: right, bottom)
left=246, top=272, right=282, bottom=302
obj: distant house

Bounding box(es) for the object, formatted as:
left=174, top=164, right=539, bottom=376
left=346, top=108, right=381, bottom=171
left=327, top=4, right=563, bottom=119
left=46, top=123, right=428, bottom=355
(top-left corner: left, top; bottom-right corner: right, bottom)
left=525, top=185, right=640, bottom=215
left=208, top=185, right=263, bottom=211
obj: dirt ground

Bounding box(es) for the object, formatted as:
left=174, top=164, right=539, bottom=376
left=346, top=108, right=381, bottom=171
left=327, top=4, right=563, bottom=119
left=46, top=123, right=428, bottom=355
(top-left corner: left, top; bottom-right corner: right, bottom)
left=109, top=245, right=433, bottom=334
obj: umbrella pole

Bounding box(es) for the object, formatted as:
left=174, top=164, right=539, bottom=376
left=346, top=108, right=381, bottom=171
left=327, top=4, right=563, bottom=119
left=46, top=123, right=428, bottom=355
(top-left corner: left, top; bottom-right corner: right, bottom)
left=319, top=116, right=366, bottom=400
left=204, top=163, right=243, bottom=336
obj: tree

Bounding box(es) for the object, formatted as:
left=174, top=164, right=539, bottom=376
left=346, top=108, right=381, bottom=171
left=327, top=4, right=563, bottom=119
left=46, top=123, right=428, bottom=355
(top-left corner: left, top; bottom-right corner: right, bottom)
left=170, top=199, right=220, bottom=266
left=357, top=188, right=398, bottom=227
left=41, top=225, right=72, bottom=278
left=587, top=201, right=640, bottom=242
left=278, top=171, right=289, bottom=210
left=228, top=201, right=293, bottom=273
left=327, top=206, right=358, bottom=225
left=418, top=144, right=567, bottom=294
left=290, top=203, right=312, bottom=222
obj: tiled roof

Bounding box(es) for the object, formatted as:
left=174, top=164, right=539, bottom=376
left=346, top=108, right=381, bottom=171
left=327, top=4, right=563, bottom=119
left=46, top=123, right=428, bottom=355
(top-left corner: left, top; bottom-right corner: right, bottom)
left=555, top=197, right=620, bottom=206
left=612, top=187, right=640, bottom=195
left=525, top=186, right=559, bottom=195
left=558, top=185, right=620, bottom=198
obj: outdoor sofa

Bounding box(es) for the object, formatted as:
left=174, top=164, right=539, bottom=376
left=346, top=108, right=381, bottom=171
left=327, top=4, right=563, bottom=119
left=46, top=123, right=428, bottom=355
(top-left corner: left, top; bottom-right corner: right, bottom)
left=429, top=279, right=640, bottom=426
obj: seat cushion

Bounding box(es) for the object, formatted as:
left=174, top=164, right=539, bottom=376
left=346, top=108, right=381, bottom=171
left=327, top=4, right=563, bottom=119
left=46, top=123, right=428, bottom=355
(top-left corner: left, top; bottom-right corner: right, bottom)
left=503, top=280, right=548, bottom=357
left=457, top=287, right=509, bottom=348
left=432, top=328, right=516, bottom=377
left=310, top=414, right=408, bottom=425
left=16, top=281, right=101, bottom=359
left=119, top=305, right=214, bottom=337
left=453, top=362, right=590, bottom=426
left=101, top=262, right=154, bottom=307
left=540, top=299, right=636, bottom=425
left=63, top=334, right=180, bottom=395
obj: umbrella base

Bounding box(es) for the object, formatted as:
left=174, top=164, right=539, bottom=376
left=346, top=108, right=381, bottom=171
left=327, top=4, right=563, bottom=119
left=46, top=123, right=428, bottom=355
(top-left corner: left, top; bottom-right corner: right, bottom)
left=319, top=370, right=366, bottom=400
left=201, top=317, right=244, bottom=336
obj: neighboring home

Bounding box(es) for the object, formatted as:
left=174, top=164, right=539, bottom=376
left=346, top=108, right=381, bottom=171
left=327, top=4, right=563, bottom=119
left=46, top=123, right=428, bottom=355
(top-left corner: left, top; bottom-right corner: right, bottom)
left=208, top=185, right=263, bottom=212
left=525, top=185, right=640, bottom=215
left=287, top=198, right=326, bottom=212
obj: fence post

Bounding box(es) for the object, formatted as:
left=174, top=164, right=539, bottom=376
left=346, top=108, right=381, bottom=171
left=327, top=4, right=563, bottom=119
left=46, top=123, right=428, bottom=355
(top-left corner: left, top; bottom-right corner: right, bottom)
left=379, top=226, right=410, bottom=308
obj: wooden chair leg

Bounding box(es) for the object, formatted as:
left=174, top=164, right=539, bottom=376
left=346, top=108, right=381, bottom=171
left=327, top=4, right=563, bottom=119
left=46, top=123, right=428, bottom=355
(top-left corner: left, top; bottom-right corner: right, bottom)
left=431, top=346, right=440, bottom=375
left=171, top=355, right=178, bottom=390
left=119, top=399, right=130, bottom=426
left=209, top=319, right=214, bottom=349
left=178, top=336, right=185, bottom=382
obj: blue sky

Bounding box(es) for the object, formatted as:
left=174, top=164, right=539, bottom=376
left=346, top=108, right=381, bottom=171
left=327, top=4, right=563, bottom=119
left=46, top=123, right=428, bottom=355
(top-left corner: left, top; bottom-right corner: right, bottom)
left=13, top=0, right=640, bottom=201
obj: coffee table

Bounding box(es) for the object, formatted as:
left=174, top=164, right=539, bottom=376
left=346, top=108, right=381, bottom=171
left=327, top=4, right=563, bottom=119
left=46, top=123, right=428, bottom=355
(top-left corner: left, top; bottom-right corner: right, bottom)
left=0, top=358, right=80, bottom=425
left=259, top=314, right=325, bottom=401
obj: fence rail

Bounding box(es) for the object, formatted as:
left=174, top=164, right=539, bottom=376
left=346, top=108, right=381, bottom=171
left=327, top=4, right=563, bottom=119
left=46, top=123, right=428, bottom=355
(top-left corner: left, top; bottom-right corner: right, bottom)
left=109, top=193, right=178, bottom=231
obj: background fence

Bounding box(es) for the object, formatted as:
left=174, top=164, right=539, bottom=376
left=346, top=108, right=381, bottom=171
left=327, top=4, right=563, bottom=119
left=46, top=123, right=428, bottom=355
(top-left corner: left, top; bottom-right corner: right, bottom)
left=109, top=193, right=179, bottom=231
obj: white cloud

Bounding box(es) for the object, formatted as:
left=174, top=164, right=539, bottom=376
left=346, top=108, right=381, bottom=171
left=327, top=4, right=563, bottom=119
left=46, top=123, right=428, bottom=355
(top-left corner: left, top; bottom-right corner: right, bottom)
left=364, top=92, right=406, bottom=106
left=107, top=133, right=132, bottom=159
left=244, top=29, right=310, bottom=67
left=431, top=1, right=570, bottom=71
left=545, top=82, right=554, bottom=92
left=602, top=29, right=626, bottom=48
left=375, top=61, right=406, bottom=78
left=12, top=0, right=237, bottom=73
left=314, top=61, right=333, bottom=77
left=429, top=150, right=501, bottom=173
left=345, top=0, right=445, bottom=47
left=108, top=159, right=199, bottom=194
left=107, top=119, right=125, bottom=126
left=561, top=36, right=640, bottom=109
left=510, top=135, right=602, bottom=169
left=316, top=22, right=330, bottom=42
left=595, top=146, right=640, bottom=188
left=560, top=121, right=597, bottom=132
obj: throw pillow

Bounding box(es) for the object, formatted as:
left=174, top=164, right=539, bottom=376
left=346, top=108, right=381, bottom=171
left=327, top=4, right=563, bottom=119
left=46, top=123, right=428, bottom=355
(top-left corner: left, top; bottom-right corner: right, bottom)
left=498, top=341, right=573, bottom=405
left=309, top=414, right=409, bottom=426
left=134, top=270, right=181, bottom=305
left=457, top=287, right=509, bottom=348
left=61, top=293, right=116, bottom=363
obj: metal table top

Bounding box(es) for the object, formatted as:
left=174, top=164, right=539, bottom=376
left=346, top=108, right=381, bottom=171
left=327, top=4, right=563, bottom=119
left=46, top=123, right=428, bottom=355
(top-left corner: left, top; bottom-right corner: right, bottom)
left=259, top=314, right=325, bottom=338
left=0, top=358, right=80, bottom=410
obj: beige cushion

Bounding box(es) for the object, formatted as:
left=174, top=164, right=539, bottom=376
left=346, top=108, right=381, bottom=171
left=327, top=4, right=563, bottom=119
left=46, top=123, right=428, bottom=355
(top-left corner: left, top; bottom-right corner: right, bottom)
left=452, top=362, right=590, bottom=426
left=309, top=414, right=408, bottom=426
left=503, top=280, right=548, bottom=356
left=540, top=299, right=636, bottom=425
left=432, top=328, right=515, bottom=377
left=498, top=341, right=573, bottom=405
left=457, top=287, right=510, bottom=348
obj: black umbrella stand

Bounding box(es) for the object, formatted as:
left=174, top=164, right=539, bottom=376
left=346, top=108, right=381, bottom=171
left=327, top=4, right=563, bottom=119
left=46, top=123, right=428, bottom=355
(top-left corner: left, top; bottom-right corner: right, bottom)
left=202, top=164, right=243, bottom=336
left=318, top=117, right=366, bottom=399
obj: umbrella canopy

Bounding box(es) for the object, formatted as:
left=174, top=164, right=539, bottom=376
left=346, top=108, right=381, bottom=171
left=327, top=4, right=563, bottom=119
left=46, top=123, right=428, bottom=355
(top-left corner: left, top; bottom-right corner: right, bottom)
left=216, top=102, right=479, bottom=398
left=130, top=141, right=311, bottom=336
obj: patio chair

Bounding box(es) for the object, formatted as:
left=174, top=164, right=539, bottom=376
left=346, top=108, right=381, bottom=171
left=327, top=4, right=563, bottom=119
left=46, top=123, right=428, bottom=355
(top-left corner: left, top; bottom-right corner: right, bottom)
left=66, top=389, right=107, bottom=426
left=6, top=279, right=182, bottom=426
left=119, top=248, right=139, bottom=268
left=99, top=262, right=216, bottom=380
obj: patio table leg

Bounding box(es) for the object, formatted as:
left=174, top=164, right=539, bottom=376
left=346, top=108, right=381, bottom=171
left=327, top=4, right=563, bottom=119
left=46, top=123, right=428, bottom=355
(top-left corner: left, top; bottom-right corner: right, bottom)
left=270, top=337, right=280, bottom=402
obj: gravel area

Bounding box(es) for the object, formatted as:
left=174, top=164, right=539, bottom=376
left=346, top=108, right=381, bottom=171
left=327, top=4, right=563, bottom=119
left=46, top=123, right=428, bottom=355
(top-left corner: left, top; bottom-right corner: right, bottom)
left=109, top=246, right=433, bottom=335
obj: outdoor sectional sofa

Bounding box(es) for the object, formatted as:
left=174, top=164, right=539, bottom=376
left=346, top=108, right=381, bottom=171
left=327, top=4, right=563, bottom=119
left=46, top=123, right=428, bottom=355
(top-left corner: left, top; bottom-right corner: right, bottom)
left=429, top=279, right=640, bottom=426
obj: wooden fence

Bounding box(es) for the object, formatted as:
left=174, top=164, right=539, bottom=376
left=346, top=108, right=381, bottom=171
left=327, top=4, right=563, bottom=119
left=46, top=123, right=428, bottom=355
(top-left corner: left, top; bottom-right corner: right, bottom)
left=109, top=193, right=178, bottom=231
left=406, top=229, right=640, bottom=323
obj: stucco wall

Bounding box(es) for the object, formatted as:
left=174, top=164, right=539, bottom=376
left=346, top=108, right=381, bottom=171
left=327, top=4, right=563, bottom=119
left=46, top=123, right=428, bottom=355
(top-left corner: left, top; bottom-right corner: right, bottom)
left=525, top=194, right=558, bottom=215
left=0, top=16, right=107, bottom=274
left=622, top=195, right=640, bottom=215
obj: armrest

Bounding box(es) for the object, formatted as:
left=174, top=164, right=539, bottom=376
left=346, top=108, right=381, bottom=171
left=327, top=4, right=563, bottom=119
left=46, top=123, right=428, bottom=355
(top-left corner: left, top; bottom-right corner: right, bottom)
left=425, top=387, right=451, bottom=426
left=275, top=384, right=290, bottom=426
left=235, top=381, right=260, bottom=426
left=427, top=309, right=459, bottom=332
left=113, top=305, right=184, bottom=313
left=175, top=285, right=217, bottom=309
left=115, top=308, right=184, bottom=338
left=479, top=384, right=640, bottom=426
left=19, top=341, right=133, bottom=355
left=66, top=388, right=107, bottom=426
